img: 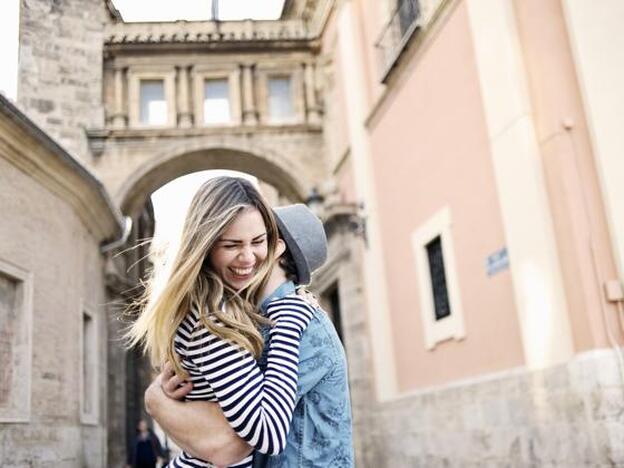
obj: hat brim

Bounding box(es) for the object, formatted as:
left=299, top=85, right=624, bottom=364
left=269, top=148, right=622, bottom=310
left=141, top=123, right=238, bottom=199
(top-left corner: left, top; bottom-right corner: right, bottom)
left=275, top=215, right=311, bottom=285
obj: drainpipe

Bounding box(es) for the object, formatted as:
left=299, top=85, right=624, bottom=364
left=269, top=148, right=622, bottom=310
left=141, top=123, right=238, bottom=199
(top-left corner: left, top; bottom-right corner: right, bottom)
left=100, top=216, right=133, bottom=254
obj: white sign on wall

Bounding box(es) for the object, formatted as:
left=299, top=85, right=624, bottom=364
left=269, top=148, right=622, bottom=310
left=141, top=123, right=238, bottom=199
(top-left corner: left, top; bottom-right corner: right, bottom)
left=486, top=247, right=509, bottom=276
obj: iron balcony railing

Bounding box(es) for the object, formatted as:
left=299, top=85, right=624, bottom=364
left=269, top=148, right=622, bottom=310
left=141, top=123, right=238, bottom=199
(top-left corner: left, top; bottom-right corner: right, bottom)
left=375, top=0, right=422, bottom=82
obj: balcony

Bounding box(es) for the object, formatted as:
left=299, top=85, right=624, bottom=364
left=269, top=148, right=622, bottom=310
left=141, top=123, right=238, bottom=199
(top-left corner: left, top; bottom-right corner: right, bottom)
left=375, top=0, right=422, bottom=83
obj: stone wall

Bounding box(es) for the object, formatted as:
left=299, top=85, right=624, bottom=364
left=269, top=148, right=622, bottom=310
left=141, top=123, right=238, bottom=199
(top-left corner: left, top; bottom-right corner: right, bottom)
left=357, top=349, right=624, bottom=467
left=0, top=98, right=120, bottom=467
left=312, top=210, right=376, bottom=467
left=0, top=155, right=109, bottom=467
left=18, top=0, right=108, bottom=162
left=91, top=129, right=326, bottom=215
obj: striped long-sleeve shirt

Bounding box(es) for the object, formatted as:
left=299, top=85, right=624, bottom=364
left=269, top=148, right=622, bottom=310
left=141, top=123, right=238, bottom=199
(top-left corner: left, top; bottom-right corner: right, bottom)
left=167, top=294, right=315, bottom=468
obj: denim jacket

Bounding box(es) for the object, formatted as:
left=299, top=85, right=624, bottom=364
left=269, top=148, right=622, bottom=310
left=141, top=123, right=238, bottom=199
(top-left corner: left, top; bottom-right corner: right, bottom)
left=253, top=282, right=354, bottom=468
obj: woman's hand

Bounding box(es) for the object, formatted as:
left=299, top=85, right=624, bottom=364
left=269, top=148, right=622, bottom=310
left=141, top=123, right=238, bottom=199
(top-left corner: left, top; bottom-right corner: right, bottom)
left=160, top=361, right=193, bottom=400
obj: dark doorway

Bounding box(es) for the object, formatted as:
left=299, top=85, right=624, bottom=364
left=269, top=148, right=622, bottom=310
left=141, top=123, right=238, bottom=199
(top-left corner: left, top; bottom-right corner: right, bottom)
left=321, top=282, right=344, bottom=343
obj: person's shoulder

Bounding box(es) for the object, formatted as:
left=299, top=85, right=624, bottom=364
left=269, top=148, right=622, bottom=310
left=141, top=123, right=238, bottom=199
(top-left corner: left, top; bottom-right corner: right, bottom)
left=266, top=294, right=316, bottom=318
left=269, top=293, right=316, bottom=309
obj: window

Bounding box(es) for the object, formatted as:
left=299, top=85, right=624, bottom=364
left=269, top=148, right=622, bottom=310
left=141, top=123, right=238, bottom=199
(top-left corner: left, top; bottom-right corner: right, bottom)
left=0, top=259, right=33, bottom=422
left=267, top=76, right=294, bottom=122
left=203, top=79, right=231, bottom=124
left=0, top=273, right=18, bottom=407
left=139, top=80, right=167, bottom=125
left=426, top=236, right=451, bottom=321
left=411, top=207, right=465, bottom=349
left=81, top=307, right=98, bottom=424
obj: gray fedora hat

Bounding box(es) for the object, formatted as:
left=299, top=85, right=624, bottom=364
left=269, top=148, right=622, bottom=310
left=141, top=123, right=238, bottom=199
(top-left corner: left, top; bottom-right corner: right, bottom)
left=274, top=204, right=328, bottom=285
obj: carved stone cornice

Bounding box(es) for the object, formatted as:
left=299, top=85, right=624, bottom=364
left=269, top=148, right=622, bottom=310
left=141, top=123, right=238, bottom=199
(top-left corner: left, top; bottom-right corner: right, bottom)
left=104, top=0, right=335, bottom=51
left=105, top=19, right=310, bottom=46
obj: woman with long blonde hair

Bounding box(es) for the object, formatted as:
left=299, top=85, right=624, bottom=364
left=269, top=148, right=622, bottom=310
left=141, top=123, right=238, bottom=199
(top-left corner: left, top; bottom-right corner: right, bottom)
left=127, top=176, right=316, bottom=468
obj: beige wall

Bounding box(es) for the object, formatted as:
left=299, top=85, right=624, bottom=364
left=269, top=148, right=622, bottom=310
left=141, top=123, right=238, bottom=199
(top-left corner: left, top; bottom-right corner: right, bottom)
left=365, top=2, right=524, bottom=390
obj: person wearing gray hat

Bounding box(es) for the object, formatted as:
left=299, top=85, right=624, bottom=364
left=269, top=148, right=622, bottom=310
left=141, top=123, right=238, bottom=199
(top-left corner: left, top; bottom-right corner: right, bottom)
left=252, top=204, right=354, bottom=467
left=273, top=203, right=328, bottom=285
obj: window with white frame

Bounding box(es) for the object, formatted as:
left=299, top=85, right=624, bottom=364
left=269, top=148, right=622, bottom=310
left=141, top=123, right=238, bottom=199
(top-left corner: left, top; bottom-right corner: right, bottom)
left=139, top=79, right=167, bottom=125
left=267, top=76, right=295, bottom=122
left=411, top=206, right=465, bottom=349
left=81, top=307, right=98, bottom=424
left=203, top=78, right=231, bottom=124
left=0, top=259, right=33, bottom=422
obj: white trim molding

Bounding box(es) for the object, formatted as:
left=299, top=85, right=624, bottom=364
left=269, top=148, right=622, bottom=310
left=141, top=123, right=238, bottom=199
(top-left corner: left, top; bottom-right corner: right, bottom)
left=466, top=0, right=573, bottom=368
left=337, top=2, right=398, bottom=399
left=562, top=0, right=624, bottom=281
left=0, top=258, right=33, bottom=423
left=411, top=206, right=465, bottom=350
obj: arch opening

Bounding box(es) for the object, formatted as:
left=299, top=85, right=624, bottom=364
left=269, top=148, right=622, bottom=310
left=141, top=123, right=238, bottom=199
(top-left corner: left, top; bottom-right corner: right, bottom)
left=119, top=147, right=309, bottom=218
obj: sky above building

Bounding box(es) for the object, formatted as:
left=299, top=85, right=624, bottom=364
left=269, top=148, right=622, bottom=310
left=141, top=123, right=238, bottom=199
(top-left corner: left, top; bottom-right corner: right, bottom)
left=0, top=0, right=19, bottom=100
left=112, top=0, right=285, bottom=22
left=0, top=1, right=286, bottom=99
left=151, top=170, right=257, bottom=261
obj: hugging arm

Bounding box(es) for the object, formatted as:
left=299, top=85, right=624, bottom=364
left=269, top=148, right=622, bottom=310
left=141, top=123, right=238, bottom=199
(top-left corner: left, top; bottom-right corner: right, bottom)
left=190, top=296, right=314, bottom=455
left=145, top=370, right=253, bottom=466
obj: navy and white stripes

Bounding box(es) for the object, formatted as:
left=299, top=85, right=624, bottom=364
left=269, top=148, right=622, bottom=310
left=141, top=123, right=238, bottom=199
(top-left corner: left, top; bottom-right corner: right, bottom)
left=168, top=295, right=314, bottom=468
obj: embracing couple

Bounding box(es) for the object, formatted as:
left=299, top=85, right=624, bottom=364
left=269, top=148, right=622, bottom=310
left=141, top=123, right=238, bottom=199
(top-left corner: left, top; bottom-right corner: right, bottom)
left=127, top=176, right=354, bottom=468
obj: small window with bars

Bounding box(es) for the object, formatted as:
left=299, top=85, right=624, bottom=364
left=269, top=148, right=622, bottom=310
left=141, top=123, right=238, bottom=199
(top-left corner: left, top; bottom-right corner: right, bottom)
left=411, top=207, right=465, bottom=349
left=425, top=236, right=451, bottom=321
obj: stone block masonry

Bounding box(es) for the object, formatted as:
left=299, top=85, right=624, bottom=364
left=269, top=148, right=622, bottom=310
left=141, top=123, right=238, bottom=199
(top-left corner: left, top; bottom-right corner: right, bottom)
left=18, top=0, right=109, bottom=164
left=356, top=349, right=624, bottom=467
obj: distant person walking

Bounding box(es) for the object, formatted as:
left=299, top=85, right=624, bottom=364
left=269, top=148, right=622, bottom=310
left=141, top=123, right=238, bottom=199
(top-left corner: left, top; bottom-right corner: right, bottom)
left=127, top=419, right=164, bottom=468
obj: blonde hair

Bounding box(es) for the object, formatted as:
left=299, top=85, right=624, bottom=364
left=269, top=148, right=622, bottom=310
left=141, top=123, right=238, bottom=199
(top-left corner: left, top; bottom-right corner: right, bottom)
left=126, top=176, right=278, bottom=377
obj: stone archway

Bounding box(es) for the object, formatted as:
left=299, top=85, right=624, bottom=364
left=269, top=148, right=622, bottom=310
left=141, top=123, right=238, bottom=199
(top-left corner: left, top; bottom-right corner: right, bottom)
left=117, top=144, right=310, bottom=218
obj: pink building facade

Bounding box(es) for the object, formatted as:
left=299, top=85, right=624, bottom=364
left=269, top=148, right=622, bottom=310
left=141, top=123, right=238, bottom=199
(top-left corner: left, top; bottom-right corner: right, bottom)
left=319, top=0, right=624, bottom=465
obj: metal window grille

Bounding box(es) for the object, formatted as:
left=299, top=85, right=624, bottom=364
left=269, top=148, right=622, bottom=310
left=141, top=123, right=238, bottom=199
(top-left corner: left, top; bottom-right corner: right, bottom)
left=375, top=0, right=421, bottom=82
left=425, top=236, right=451, bottom=321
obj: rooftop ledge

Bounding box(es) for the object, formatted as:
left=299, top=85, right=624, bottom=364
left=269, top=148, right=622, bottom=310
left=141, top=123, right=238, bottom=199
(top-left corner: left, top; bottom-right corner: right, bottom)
left=105, top=19, right=311, bottom=45
left=87, top=123, right=322, bottom=139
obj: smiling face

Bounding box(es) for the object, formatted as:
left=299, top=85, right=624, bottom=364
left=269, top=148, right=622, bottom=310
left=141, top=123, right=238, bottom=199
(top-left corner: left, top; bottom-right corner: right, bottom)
left=208, top=207, right=269, bottom=291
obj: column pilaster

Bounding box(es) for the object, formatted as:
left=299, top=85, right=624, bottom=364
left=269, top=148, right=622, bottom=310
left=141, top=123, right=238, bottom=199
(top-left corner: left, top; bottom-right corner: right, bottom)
left=241, top=63, right=258, bottom=125
left=177, top=65, right=193, bottom=128
left=304, top=61, right=321, bottom=125
left=111, top=67, right=127, bottom=129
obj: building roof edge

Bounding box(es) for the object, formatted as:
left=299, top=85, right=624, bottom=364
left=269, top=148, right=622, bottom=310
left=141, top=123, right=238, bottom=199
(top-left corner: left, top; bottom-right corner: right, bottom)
left=0, top=94, right=125, bottom=245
